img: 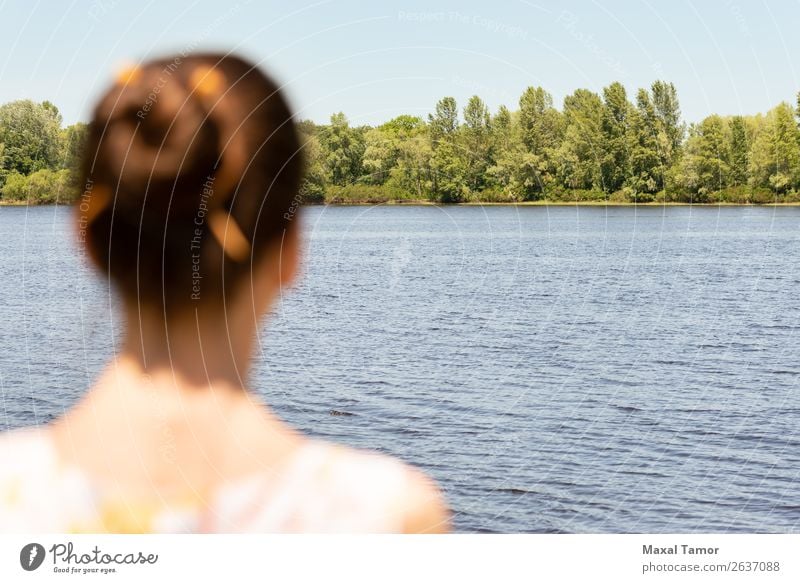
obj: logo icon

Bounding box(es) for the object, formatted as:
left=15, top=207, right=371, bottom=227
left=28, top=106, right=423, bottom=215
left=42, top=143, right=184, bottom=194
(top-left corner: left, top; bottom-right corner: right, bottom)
left=20, top=543, right=46, bottom=571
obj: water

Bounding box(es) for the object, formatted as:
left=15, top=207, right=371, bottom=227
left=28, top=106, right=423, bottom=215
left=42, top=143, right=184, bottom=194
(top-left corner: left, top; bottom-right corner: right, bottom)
left=1, top=204, right=799, bottom=533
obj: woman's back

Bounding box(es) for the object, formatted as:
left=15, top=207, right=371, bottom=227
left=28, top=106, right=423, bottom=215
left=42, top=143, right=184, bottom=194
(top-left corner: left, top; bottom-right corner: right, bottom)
left=0, top=425, right=441, bottom=533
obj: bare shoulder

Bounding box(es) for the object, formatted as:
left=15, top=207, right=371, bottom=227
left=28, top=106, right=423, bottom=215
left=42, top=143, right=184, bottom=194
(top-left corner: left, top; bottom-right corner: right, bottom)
left=324, top=442, right=451, bottom=534
left=0, top=426, right=48, bottom=462
left=398, top=464, right=451, bottom=533
left=0, top=426, right=54, bottom=487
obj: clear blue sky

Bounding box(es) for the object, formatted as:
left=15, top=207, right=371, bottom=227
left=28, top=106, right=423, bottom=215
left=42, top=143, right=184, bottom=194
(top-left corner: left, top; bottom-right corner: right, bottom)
left=0, top=0, right=798, bottom=126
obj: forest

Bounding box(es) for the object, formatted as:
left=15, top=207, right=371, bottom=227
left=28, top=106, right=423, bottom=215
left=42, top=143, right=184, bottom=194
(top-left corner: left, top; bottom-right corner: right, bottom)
left=3, top=81, right=800, bottom=205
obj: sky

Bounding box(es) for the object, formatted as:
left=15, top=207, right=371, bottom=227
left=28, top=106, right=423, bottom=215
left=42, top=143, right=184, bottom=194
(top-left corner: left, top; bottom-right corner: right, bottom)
left=0, top=0, right=798, bottom=127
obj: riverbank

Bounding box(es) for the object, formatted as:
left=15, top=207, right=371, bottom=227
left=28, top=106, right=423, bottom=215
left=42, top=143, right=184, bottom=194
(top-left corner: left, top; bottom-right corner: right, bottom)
left=319, top=200, right=800, bottom=207
left=5, top=199, right=800, bottom=207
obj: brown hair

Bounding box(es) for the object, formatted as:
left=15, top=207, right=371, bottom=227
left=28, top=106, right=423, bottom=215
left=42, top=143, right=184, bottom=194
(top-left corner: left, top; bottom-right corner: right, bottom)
left=77, top=53, right=303, bottom=315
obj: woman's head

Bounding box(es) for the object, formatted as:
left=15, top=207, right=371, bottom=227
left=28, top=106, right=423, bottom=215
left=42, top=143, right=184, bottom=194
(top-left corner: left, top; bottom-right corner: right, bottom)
left=78, top=53, right=304, bottom=319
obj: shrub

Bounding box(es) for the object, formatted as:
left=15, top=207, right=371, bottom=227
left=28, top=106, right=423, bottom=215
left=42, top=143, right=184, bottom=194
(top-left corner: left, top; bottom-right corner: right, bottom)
left=0, top=168, right=73, bottom=204
left=324, top=183, right=417, bottom=204
left=473, top=188, right=519, bottom=203
left=1, top=171, right=28, bottom=201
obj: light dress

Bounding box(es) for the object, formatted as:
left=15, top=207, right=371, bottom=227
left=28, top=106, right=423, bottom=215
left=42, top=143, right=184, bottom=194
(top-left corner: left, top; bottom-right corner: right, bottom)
left=0, top=426, right=414, bottom=533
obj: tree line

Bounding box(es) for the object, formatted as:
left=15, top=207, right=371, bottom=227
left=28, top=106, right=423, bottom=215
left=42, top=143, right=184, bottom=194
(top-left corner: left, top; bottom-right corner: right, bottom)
left=2, top=82, right=800, bottom=205
left=0, top=100, right=86, bottom=204
left=299, top=82, right=800, bottom=204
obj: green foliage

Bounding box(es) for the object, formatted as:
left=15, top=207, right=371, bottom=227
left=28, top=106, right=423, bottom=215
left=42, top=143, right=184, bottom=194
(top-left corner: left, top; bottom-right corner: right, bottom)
left=362, top=128, right=394, bottom=185
left=428, top=97, right=458, bottom=142
left=320, top=112, right=365, bottom=186
left=557, top=89, right=603, bottom=190
left=428, top=97, right=468, bottom=202
left=60, top=123, right=87, bottom=171
left=516, top=87, right=562, bottom=195
left=1, top=171, right=26, bottom=200
left=650, top=81, right=684, bottom=168
left=388, top=129, right=433, bottom=199
left=679, top=115, right=730, bottom=196
left=747, top=102, right=800, bottom=192
left=6, top=85, right=800, bottom=206
left=628, top=88, right=661, bottom=196
left=0, top=100, right=62, bottom=180
left=324, top=183, right=416, bottom=204
left=295, top=121, right=326, bottom=202
left=2, top=168, right=72, bottom=204
left=629, top=81, right=685, bottom=195
left=0, top=100, right=82, bottom=202
left=600, top=82, right=631, bottom=192
left=461, top=95, right=492, bottom=192
left=728, top=116, right=749, bottom=186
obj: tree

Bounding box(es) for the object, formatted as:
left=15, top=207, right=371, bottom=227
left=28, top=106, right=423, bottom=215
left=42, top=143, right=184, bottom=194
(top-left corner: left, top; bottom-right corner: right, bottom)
left=390, top=129, right=433, bottom=199
left=362, top=115, right=427, bottom=187
left=795, top=91, right=800, bottom=129
left=0, top=99, right=62, bottom=180
left=58, top=122, right=88, bottom=190
left=362, top=127, right=396, bottom=185
left=679, top=115, right=730, bottom=197
left=429, top=97, right=467, bottom=202
left=428, top=97, right=458, bottom=143
left=486, top=106, right=519, bottom=197
left=491, top=105, right=513, bottom=152
left=60, top=123, right=87, bottom=172
left=651, top=81, right=684, bottom=167
left=296, top=120, right=327, bottom=202
left=320, top=112, right=365, bottom=186
left=379, top=116, right=430, bottom=198
left=557, top=89, right=604, bottom=190
left=461, top=95, right=492, bottom=193
left=728, top=116, right=748, bottom=186
left=628, top=88, right=662, bottom=197
left=600, top=82, right=631, bottom=193
left=749, top=102, right=800, bottom=193
left=517, top=86, right=563, bottom=196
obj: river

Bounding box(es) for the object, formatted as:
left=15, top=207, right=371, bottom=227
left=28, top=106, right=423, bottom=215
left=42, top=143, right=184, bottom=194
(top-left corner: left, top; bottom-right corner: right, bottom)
left=1, top=204, right=798, bottom=532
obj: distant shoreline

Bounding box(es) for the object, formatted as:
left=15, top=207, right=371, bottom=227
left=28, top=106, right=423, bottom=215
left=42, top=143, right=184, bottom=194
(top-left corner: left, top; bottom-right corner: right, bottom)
left=312, top=200, right=800, bottom=207
left=4, top=200, right=800, bottom=208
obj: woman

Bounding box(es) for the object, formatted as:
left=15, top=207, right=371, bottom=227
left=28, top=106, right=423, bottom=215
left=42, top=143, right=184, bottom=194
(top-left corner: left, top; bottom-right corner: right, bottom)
left=0, top=53, right=449, bottom=533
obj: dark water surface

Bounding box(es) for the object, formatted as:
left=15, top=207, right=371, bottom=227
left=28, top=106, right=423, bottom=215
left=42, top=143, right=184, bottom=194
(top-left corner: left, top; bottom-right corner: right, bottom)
left=1, top=204, right=799, bottom=533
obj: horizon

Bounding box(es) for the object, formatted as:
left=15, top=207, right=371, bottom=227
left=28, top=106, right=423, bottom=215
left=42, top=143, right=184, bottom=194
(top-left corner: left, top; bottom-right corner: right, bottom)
left=0, top=1, right=798, bottom=127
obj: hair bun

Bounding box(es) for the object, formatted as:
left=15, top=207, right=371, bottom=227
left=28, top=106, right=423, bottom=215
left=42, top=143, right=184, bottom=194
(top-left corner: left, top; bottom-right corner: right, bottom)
left=96, top=65, right=220, bottom=215
left=79, top=53, right=304, bottom=315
